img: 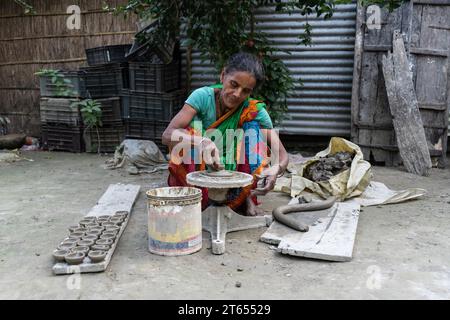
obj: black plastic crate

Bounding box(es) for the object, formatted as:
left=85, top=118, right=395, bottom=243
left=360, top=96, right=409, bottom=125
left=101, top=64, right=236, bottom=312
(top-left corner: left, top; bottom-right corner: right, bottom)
left=129, top=60, right=180, bottom=93
left=80, top=63, right=129, bottom=98
left=124, top=119, right=168, bottom=153
left=126, top=22, right=177, bottom=64
left=84, top=121, right=124, bottom=153
left=126, top=41, right=178, bottom=64
left=41, top=124, right=84, bottom=153
left=86, top=44, right=132, bottom=66
left=96, top=97, right=122, bottom=123
left=121, top=90, right=185, bottom=121
left=38, top=71, right=86, bottom=98
left=124, top=119, right=168, bottom=140
left=40, top=98, right=82, bottom=126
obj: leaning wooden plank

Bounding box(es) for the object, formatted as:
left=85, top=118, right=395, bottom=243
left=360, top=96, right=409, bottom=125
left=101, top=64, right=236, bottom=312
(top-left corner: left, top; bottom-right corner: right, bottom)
left=276, top=202, right=360, bottom=262
left=52, top=183, right=140, bottom=275
left=381, top=30, right=432, bottom=176
left=87, top=184, right=141, bottom=217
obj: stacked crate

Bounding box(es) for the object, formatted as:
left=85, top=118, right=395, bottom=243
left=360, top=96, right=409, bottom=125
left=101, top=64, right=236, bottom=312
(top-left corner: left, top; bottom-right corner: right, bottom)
left=39, top=33, right=183, bottom=154
left=81, top=45, right=131, bottom=153
left=38, top=45, right=132, bottom=153
left=122, top=32, right=184, bottom=153
left=39, top=74, right=86, bottom=153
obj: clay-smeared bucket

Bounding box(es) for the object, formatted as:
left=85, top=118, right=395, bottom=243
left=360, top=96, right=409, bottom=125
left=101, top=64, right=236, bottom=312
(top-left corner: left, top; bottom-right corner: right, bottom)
left=146, top=187, right=202, bottom=256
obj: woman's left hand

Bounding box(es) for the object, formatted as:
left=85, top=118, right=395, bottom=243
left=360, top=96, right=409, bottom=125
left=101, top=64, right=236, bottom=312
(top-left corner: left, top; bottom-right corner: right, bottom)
left=251, top=165, right=281, bottom=196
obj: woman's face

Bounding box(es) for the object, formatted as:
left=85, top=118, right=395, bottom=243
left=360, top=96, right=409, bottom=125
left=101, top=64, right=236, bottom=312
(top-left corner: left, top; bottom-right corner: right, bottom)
left=220, top=71, right=256, bottom=110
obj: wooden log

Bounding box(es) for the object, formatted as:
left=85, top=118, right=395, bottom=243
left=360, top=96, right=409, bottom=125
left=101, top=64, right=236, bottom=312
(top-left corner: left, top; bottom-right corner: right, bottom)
left=0, top=133, right=26, bottom=149
left=381, top=30, right=432, bottom=176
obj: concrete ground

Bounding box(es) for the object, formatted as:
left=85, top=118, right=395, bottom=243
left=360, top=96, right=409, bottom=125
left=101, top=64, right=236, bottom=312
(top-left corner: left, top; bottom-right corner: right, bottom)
left=0, top=151, right=449, bottom=300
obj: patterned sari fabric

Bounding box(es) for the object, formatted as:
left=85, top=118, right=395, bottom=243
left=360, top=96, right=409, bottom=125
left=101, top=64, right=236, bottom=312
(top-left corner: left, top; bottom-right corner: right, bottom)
left=168, top=98, right=270, bottom=212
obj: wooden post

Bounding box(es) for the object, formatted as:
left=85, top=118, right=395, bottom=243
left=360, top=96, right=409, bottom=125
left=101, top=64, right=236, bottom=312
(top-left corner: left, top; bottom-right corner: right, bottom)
left=381, top=30, right=432, bottom=176
left=350, top=2, right=365, bottom=143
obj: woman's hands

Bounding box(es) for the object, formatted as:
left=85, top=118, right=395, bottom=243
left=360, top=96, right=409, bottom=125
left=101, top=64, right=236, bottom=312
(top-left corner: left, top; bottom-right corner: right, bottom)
left=251, top=164, right=283, bottom=196
left=200, top=138, right=224, bottom=171
left=251, top=128, right=289, bottom=197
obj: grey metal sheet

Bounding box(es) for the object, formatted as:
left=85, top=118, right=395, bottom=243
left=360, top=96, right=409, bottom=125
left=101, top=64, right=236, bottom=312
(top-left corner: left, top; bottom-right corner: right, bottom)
left=182, top=3, right=357, bottom=136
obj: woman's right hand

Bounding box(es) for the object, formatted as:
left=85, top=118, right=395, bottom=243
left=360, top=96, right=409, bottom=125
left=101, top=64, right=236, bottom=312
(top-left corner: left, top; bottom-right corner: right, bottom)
left=251, top=165, right=280, bottom=196
left=200, top=138, right=224, bottom=170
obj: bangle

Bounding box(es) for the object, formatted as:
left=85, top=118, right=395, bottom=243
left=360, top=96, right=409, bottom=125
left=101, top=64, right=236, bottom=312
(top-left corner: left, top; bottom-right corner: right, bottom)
left=277, top=165, right=286, bottom=178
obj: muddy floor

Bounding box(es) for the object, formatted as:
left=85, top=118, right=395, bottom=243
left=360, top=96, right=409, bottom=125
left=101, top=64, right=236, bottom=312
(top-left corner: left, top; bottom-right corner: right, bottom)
left=0, top=151, right=449, bottom=299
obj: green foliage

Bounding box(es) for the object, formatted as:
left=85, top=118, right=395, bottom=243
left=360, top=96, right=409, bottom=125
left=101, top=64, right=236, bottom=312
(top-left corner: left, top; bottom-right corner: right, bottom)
left=34, top=69, right=76, bottom=97
left=72, top=99, right=103, bottom=130
left=240, top=32, right=296, bottom=125
left=72, top=99, right=103, bottom=154
left=109, top=0, right=406, bottom=125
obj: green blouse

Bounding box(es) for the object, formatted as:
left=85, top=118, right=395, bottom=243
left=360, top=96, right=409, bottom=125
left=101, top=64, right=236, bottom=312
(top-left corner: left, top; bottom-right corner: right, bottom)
left=185, top=86, right=274, bottom=130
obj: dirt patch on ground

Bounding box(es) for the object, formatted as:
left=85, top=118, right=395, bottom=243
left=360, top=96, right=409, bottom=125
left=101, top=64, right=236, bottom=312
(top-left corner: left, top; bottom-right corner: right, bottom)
left=1, top=151, right=449, bottom=299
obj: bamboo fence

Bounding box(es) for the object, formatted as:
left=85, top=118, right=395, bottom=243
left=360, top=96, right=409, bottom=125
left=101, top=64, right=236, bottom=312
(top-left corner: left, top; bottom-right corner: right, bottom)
left=0, top=0, right=138, bottom=136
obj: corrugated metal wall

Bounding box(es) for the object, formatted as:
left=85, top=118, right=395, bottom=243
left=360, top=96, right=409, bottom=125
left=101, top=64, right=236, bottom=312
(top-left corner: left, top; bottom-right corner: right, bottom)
left=182, top=3, right=357, bottom=137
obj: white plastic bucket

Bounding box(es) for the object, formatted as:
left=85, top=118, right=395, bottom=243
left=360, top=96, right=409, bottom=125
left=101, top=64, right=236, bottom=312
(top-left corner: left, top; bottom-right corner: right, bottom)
left=146, top=187, right=202, bottom=256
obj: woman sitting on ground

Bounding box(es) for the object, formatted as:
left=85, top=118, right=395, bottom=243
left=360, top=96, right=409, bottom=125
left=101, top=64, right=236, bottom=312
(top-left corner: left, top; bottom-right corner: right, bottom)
left=162, top=52, right=289, bottom=216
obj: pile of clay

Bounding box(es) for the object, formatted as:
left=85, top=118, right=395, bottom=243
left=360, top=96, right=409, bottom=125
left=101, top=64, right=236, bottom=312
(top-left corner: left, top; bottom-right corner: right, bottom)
left=52, top=211, right=129, bottom=265
left=304, top=152, right=354, bottom=182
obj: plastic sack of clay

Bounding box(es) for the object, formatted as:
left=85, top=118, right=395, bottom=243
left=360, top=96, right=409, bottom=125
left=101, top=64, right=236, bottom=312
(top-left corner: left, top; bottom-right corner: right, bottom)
left=104, top=139, right=168, bottom=175
left=277, top=137, right=372, bottom=201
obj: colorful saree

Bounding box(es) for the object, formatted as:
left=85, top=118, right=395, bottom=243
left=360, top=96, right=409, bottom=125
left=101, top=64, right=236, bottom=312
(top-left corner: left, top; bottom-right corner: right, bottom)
left=168, top=88, right=270, bottom=212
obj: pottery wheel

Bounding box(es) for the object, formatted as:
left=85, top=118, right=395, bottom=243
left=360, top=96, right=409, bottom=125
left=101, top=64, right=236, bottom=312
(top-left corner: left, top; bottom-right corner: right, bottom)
left=204, top=170, right=233, bottom=177
left=187, top=170, right=253, bottom=189
left=186, top=170, right=270, bottom=255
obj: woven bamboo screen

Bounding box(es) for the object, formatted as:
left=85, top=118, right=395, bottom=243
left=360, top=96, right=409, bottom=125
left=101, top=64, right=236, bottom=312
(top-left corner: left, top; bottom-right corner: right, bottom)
left=0, top=0, right=138, bottom=136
